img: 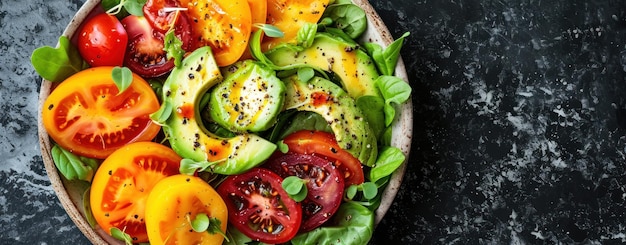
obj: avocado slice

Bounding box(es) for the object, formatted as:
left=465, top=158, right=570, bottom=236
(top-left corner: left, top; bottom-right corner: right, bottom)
left=208, top=60, right=285, bottom=133
left=156, top=47, right=277, bottom=175
left=282, top=75, right=377, bottom=166
left=265, top=33, right=385, bottom=137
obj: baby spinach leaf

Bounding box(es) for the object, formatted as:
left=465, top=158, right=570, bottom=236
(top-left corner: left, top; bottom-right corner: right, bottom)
left=369, top=146, right=405, bottom=183
left=322, top=3, right=367, bottom=39
left=51, top=144, right=99, bottom=182
left=375, top=75, right=412, bottom=126
left=111, top=66, right=133, bottom=95
left=180, top=158, right=214, bottom=175
left=297, top=67, right=315, bottom=83
left=356, top=95, right=385, bottom=138
left=31, top=36, right=87, bottom=83
left=149, top=100, right=173, bottom=125
left=365, top=32, right=410, bottom=76
left=291, top=202, right=374, bottom=245
left=105, top=0, right=146, bottom=17
left=254, top=24, right=284, bottom=38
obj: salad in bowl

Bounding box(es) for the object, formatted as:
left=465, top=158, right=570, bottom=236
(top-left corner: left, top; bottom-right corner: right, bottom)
left=34, top=0, right=413, bottom=244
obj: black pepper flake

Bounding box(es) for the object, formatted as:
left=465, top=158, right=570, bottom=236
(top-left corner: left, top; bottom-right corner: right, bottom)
left=47, top=104, right=54, bottom=110
left=188, top=73, right=195, bottom=79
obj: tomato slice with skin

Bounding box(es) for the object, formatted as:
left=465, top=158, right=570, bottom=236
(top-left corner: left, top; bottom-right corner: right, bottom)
left=177, top=0, right=252, bottom=66
left=264, top=152, right=345, bottom=232
left=41, top=66, right=161, bottom=159
left=263, top=0, right=329, bottom=51
left=145, top=175, right=228, bottom=245
left=90, top=142, right=182, bottom=243
left=282, top=130, right=365, bottom=186
left=121, top=13, right=191, bottom=78
left=77, top=13, right=128, bottom=67
left=217, top=168, right=302, bottom=244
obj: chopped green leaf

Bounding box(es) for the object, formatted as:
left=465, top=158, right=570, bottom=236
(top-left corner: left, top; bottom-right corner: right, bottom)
left=51, top=144, right=99, bottom=182
left=124, top=0, right=147, bottom=16
left=283, top=176, right=308, bottom=202
left=297, top=67, right=315, bottom=83
left=31, top=36, right=87, bottom=82
left=164, top=29, right=185, bottom=67
left=110, top=227, right=133, bottom=245
left=254, top=24, right=284, bottom=38
left=277, top=140, right=289, bottom=153
left=297, top=23, right=317, bottom=48
left=345, top=185, right=358, bottom=200
left=150, top=100, right=173, bottom=125
left=111, top=66, right=133, bottom=95
left=361, top=182, right=378, bottom=200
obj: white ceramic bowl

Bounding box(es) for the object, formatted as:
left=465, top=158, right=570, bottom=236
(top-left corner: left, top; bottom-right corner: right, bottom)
left=37, top=0, right=413, bottom=243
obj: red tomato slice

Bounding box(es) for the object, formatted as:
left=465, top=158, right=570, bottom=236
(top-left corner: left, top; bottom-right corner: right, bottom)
left=90, top=142, right=182, bottom=243
left=77, top=13, right=128, bottom=67
left=121, top=14, right=191, bottom=78
left=282, top=130, right=365, bottom=186
left=41, top=66, right=161, bottom=159
left=217, top=168, right=302, bottom=244
left=264, top=152, right=345, bottom=231
left=177, top=0, right=252, bottom=66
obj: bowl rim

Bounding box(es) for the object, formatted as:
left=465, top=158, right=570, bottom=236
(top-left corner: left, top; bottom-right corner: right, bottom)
left=37, top=0, right=413, bottom=243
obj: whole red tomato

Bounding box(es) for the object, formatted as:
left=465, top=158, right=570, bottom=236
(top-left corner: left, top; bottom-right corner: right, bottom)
left=77, top=13, right=128, bottom=67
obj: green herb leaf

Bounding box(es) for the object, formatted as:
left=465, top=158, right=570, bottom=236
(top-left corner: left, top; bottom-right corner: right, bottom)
left=297, top=67, right=315, bottom=83
left=51, top=144, right=99, bottom=182
left=111, top=66, right=133, bottom=94
left=361, top=182, right=378, bottom=200
left=205, top=217, right=228, bottom=241
left=164, top=29, right=185, bottom=67
left=283, top=176, right=308, bottom=202
left=180, top=158, right=214, bottom=175
left=375, top=75, right=411, bottom=126
left=31, top=36, right=87, bottom=82
left=110, top=227, right=133, bottom=245
left=297, top=23, right=317, bottom=48
left=254, top=24, right=284, bottom=38
left=277, top=140, right=289, bottom=153
left=365, top=32, right=410, bottom=76
left=356, top=95, right=385, bottom=138
left=345, top=185, right=358, bottom=200
left=322, top=3, right=367, bottom=39
left=123, top=0, right=147, bottom=16
left=82, top=188, right=98, bottom=228
left=150, top=100, right=173, bottom=125
left=191, top=213, right=210, bottom=232
left=369, top=146, right=405, bottom=183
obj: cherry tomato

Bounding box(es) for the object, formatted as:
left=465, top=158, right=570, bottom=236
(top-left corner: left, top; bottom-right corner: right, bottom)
left=217, top=168, right=302, bottom=244
left=121, top=14, right=191, bottom=78
left=263, top=0, right=329, bottom=50
left=77, top=13, right=128, bottom=67
left=41, top=66, right=161, bottom=159
left=282, top=130, right=365, bottom=186
left=90, top=142, right=182, bottom=243
left=177, top=0, right=252, bottom=66
left=265, top=152, right=345, bottom=231
left=145, top=175, right=228, bottom=245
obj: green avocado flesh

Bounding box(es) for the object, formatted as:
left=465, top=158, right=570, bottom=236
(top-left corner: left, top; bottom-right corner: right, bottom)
left=282, top=75, right=378, bottom=167
left=265, top=33, right=381, bottom=100
left=209, top=60, right=285, bottom=133
left=157, top=47, right=276, bottom=175
left=265, top=33, right=386, bottom=137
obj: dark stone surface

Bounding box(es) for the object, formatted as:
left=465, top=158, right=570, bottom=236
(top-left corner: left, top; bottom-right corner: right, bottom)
left=3, top=0, right=626, bottom=244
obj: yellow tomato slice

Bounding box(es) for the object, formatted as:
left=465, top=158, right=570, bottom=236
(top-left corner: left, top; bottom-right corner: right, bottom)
left=263, top=0, right=329, bottom=50
left=145, top=175, right=228, bottom=245
left=90, top=142, right=182, bottom=243
left=179, top=0, right=252, bottom=66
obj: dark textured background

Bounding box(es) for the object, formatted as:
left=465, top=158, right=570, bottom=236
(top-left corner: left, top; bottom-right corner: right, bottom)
left=3, top=0, right=626, bottom=244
